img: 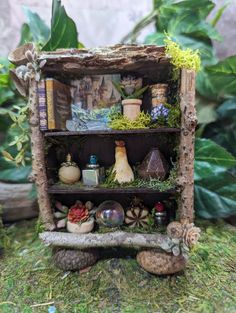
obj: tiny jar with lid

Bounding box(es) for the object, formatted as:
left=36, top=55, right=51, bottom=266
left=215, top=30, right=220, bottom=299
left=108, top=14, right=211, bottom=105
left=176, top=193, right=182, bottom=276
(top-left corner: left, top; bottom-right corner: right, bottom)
left=82, top=155, right=105, bottom=186
left=150, top=84, right=168, bottom=108
left=154, top=202, right=168, bottom=227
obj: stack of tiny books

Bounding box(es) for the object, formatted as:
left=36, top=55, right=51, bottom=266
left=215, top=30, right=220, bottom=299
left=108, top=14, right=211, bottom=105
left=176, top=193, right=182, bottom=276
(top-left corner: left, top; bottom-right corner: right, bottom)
left=38, top=78, right=72, bottom=131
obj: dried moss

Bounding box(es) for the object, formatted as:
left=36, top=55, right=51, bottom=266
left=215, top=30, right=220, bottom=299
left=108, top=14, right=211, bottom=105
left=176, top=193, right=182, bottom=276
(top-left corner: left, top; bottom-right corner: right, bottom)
left=165, top=38, right=201, bottom=72
left=102, top=165, right=177, bottom=191
left=108, top=111, right=151, bottom=130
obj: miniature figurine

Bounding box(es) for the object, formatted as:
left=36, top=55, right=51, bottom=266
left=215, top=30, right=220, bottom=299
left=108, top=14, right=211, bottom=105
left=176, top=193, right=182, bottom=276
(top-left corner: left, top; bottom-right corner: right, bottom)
left=112, top=140, right=134, bottom=183
left=82, top=155, right=104, bottom=186
left=58, top=153, right=81, bottom=184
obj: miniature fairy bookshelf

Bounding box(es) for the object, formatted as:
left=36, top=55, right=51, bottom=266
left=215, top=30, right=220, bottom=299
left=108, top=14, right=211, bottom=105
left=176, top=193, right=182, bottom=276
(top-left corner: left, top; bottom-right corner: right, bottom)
left=9, top=44, right=200, bottom=275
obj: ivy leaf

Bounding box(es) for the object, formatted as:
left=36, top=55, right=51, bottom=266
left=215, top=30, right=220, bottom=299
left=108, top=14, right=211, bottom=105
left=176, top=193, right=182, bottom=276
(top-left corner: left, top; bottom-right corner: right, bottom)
left=43, top=0, right=78, bottom=51
left=0, top=165, right=32, bottom=183
left=194, top=139, right=236, bottom=218
left=195, top=171, right=236, bottom=218
left=194, top=138, right=236, bottom=180
left=203, top=99, right=236, bottom=157
left=198, top=56, right=236, bottom=99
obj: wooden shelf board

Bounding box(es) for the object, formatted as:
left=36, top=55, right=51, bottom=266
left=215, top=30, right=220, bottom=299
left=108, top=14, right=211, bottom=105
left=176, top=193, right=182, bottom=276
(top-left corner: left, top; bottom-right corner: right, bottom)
left=44, top=128, right=181, bottom=137
left=48, top=184, right=176, bottom=194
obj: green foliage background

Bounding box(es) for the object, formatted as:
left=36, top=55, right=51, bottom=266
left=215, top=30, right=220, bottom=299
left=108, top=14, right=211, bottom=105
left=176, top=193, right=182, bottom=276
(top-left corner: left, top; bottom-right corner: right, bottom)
left=123, top=0, right=236, bottom=219
left=0, top=0, right=236, bottom=219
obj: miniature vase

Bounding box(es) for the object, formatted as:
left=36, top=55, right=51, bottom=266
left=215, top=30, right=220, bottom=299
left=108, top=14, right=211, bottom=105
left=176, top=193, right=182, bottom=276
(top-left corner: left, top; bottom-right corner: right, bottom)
left=58, top=154, right=81, bottom=184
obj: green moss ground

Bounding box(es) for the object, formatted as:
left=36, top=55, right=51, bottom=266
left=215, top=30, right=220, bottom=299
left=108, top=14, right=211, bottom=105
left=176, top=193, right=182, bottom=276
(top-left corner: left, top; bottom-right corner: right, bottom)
left=0, top=219, right=236, bottom=313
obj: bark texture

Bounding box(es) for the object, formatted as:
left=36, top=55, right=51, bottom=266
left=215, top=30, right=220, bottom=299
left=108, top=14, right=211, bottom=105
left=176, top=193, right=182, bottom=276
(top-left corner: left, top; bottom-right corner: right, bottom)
left=29, top=80, right=55, bottom=230
left=178, top=69, right=197, bottom=222
left=0, top=182, right=38, bottom=222
left=40, top=231, right=170, bottom=249
left=39, top=44, right=169, bottom=79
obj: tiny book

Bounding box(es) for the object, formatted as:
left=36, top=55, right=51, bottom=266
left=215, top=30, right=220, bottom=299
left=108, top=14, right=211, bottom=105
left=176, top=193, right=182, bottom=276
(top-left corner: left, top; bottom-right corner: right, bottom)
left=46, top=78, right=72, bottom=130
left=38, top=80, right=48, bottom=131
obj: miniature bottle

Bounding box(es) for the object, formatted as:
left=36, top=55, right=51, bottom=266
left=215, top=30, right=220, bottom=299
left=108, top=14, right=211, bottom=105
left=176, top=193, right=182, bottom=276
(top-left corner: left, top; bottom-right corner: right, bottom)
left=82, top=155, right=104, bottom=186
left=58, top=153, right=81, bottom=184
left=154, top=202, right=167, bottom=226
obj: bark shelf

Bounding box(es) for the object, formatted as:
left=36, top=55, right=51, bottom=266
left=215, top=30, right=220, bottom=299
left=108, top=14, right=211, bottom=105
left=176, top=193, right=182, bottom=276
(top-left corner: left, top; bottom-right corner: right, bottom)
left=9, top=43, right=199, bottom=275
left=47, top=185, right=177, bottom=194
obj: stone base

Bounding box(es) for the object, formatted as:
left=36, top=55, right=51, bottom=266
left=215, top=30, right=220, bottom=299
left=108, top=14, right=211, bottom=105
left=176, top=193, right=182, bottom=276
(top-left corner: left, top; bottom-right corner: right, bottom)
left=137, top=249, right=186, bottom=275
left=53, top=248, right=99, bottom=271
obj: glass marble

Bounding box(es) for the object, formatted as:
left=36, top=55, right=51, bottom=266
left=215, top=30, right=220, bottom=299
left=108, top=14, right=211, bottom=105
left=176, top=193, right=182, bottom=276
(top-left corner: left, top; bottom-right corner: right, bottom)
left=96, top=200, right=124, bottom=227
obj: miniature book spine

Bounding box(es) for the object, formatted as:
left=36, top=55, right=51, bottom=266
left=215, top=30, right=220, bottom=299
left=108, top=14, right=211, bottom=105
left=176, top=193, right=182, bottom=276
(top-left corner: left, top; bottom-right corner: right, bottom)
left=46, top=78, right=56, bottom=129
left=38, top=80, right=48, bottom=131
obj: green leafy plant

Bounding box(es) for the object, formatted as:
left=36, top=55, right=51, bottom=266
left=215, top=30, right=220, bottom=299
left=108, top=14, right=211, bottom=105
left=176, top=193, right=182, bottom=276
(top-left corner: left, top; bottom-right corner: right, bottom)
left=1, top=0, right=84, bottom=174
left=20, top=0, right=83, bottom=50
left=123, top=0, right=236, bottom=219
left=112, top=77, right=148, bottom=99
left=0, top=58, right=32, bottom=181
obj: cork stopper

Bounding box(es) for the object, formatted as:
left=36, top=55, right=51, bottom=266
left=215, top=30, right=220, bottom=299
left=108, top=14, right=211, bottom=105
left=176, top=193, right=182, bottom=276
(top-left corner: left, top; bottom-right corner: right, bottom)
left=115, top=140, right=125, bottom=147
left=66, top=154, right=72, bottom=162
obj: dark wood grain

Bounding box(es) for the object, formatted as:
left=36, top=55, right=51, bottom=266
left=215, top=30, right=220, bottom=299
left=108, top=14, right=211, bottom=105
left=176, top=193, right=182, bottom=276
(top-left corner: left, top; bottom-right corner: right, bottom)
left=44, top=128, right=180, bottom=137
left=48, top=185, right=176, bottom=194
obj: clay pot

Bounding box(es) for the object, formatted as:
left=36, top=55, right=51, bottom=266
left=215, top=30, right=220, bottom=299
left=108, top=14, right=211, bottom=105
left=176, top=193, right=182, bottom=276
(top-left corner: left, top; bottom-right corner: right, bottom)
left=122, top=99, right=142, bottom=121
left=137, top=148, right=169, bottom=180
left=67, top=217, right=94, bottom=234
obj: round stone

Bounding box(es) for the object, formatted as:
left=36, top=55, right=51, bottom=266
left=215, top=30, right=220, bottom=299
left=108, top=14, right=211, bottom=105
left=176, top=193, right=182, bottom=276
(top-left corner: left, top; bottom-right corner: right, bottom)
left=137, top=249, right=186, bottom=275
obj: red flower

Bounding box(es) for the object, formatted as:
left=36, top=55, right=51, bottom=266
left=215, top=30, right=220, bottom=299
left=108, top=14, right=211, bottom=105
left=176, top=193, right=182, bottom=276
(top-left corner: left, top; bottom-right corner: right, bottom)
left=68, top=202, right=89, bottom=223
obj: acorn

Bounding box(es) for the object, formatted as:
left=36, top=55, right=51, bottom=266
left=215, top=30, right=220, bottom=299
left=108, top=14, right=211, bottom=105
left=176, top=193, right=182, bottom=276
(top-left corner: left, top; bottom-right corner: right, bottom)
left=58, top=154, right=81, bottom=184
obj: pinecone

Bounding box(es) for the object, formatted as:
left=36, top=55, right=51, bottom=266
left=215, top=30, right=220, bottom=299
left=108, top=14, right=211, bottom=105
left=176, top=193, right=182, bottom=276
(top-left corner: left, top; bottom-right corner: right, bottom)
left=167, top=221, right=183, bottom=239
left=183, top=223, right=201, bottom=248
left=53, top=248, right=99, bottom=271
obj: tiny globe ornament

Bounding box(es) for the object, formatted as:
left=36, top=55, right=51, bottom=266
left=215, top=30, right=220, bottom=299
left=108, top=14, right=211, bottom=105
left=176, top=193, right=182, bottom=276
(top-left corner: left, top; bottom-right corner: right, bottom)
left=96, top=200, right=124, bottom=227
left=151, top=104, right=169, bottom=122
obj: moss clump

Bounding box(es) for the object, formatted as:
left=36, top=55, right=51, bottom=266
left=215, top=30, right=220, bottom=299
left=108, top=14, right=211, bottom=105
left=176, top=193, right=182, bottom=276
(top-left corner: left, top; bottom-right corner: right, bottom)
left=102, top=165, right=177, bottom=192
left=165, top=38, right=201, bottom=72
left=108, top=111, right=151, bottom=130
